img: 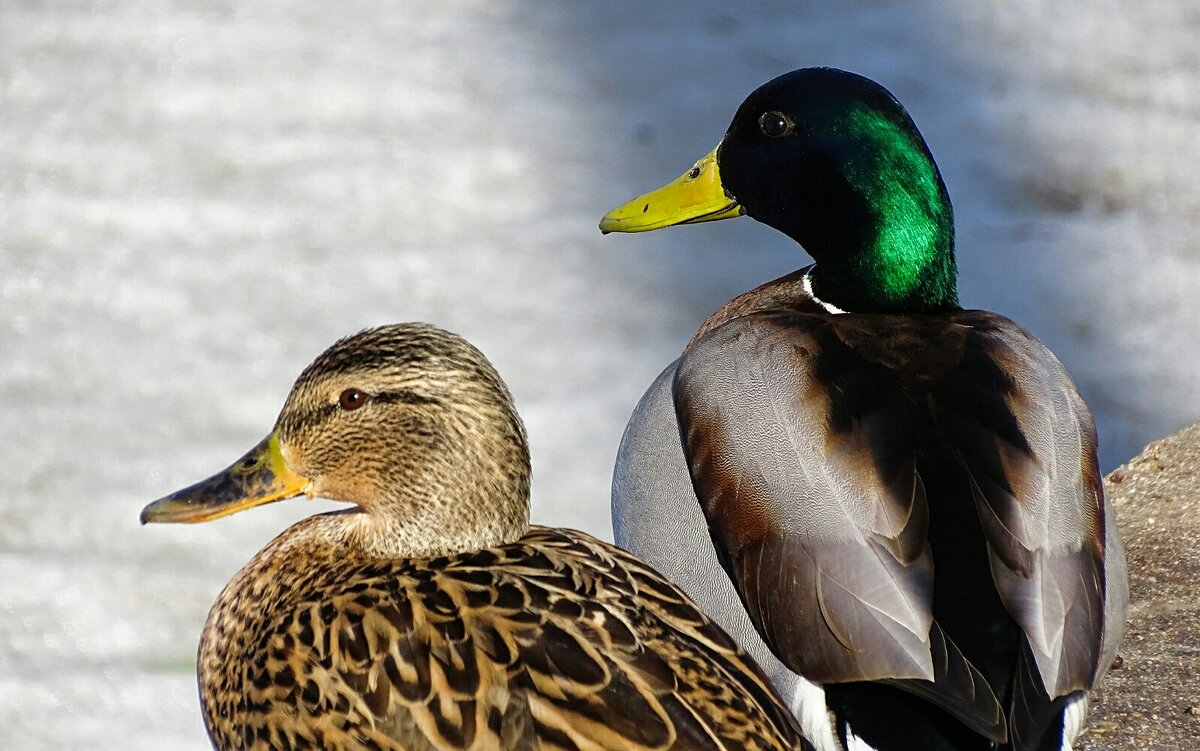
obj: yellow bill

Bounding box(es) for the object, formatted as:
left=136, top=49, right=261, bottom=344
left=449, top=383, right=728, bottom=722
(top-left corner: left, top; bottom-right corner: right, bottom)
left=599, top=145, right=743, bottom=234
left=140, top=432, right=311, bottom=524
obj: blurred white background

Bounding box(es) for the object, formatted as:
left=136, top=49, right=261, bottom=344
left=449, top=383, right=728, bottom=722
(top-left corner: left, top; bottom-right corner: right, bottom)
left=2, top=2, right=1198, bottom=747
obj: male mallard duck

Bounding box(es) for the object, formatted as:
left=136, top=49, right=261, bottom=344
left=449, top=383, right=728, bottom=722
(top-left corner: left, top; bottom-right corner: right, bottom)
left=600, top=68, right=1127, bottom=751
left=140, top=324, right=809, bottom=751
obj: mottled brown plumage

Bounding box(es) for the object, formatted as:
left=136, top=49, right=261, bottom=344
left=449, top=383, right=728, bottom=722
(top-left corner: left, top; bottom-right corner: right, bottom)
left=143, top=323, right=808, bottom=751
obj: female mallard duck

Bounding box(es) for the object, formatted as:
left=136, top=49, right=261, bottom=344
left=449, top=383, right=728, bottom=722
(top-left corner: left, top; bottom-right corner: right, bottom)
left=140, top=324, right=809, bottom=751
left=600, top=68, right=1127, bottom=751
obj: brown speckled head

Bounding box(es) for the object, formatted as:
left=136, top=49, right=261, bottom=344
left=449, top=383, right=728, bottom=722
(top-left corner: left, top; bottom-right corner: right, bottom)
left=274, top=323, right=531, bottom=558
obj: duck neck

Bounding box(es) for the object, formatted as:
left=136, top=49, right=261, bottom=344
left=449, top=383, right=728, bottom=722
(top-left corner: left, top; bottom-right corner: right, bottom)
left=791, top=108, right=959, bottom=314
left=342, top=415, right=532, bottom=560
left=342, top=491, right=529, bottom=560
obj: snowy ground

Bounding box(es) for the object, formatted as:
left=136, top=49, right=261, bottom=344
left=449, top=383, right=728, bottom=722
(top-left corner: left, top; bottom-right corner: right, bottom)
left=2, top=2, right=1198, bottom=748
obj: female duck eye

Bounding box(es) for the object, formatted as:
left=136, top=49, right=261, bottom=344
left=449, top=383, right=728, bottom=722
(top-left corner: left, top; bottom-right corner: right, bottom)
left=758, top=111, right=792, bottom=138
left=338, top=388, right=368, bottom=411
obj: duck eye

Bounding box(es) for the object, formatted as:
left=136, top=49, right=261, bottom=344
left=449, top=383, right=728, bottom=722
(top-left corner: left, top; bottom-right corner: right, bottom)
left=758, top=111, right=792, bottom=138
left=338, top=388, right=368, bottom=411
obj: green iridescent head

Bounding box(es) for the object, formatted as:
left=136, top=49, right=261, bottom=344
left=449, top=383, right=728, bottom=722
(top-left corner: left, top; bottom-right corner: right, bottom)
left=601, top=68, right=958, bottom=314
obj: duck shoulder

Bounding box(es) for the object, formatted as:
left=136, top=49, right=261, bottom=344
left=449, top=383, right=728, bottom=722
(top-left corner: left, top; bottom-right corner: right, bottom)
left=198, top=518, right=809, bottom=751
left=670, top=304, right=1120, bottom=744
left=686, top=267, right=825, bottom=349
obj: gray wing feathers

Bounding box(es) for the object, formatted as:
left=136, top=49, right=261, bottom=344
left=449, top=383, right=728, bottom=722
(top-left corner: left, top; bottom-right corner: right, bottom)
left=612, top=361, right=800, bottom=688
left=884, top=623, right=1006, bottom=740
left=670, top=311, right=1123, bottom=740
left=618, top=309, right=1123, bottom=746
left=943, top=323, right=1116, bottom=698
left=673, top=317, right=937, bottom=684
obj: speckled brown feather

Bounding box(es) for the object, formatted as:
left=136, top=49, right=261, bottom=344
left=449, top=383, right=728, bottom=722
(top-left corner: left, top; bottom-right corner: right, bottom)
left=198, top=521, right=807, bottom=751
left=153, top=324, right=809, bottom=751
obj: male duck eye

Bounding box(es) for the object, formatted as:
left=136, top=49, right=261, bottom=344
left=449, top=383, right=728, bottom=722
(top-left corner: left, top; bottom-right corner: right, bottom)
left=758, top=111, right=792, bottom=138
left=338, top=388, right=368, bottom=411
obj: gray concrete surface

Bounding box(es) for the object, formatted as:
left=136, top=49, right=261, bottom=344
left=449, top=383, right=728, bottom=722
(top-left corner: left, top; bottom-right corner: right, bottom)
left=1081, top=423, right=1200, bottom=750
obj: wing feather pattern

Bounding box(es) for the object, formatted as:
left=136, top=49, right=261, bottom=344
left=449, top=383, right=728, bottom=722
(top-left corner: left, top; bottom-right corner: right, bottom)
left=935, top=313, right=1108, bottom=701
left=674, top=313, right=937, bottom=686
left=200, top=526, right=808, bottom=750
left=671, top=309, right=1123, bottom=747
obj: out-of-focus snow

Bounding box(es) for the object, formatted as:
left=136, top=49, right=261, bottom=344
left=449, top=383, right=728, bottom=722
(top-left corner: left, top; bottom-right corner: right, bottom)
left=1, top=2, right=1196, bottom=747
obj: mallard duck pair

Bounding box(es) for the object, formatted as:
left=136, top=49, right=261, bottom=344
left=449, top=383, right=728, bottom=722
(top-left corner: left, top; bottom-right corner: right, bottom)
left=143, top=69, right=1127, bottom=751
